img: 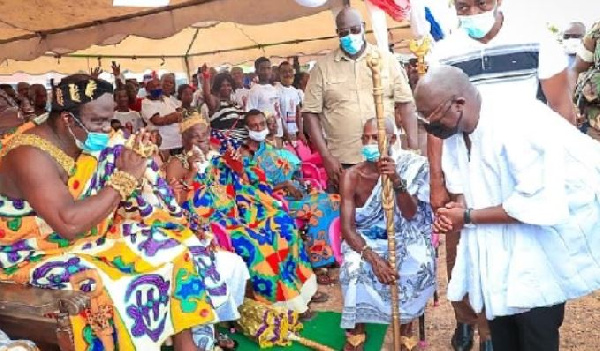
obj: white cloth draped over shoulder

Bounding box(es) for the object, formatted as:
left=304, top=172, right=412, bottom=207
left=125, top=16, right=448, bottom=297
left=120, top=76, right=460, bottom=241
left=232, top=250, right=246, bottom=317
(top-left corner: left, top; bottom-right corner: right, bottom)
left=340, top=151, right=436, bottom=327
left=442, top=99, right=600, bottom=320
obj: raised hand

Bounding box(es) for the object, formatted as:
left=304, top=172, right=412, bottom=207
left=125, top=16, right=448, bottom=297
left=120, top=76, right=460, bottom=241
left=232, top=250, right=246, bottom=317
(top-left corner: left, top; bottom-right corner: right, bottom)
left=90, top=67, right=103, bottom=79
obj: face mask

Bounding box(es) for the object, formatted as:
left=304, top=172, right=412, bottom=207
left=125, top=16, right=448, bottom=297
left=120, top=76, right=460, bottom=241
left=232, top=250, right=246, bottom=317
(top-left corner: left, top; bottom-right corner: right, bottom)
left=563, top=38, right=582, bottom=55
left=150, top=88, right=163, bottom=99
left=340, top=32, right=365, bottom=56
left=247, top=128, right=269, bottom=142
left=424, top=111, right=464, bottom=140
left=362, top=144, right=380, bottom=162
left=458, top=10, right=496, bottom=39
left=70, top=116, right=111, bottom=152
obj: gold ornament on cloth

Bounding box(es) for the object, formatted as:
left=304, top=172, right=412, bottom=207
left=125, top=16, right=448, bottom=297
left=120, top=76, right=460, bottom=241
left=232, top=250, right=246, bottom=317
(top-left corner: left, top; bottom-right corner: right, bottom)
left=68, top=83, right=81, bottom=102
left=85, top=80, right=98, bottom=99
left=55, top=88, right=65, bottom=107
left=124, top=134, right=158, bottom=158
left=69, top=269, right=115, bottom=351
left=180, top=112, right=208, bottom=133
left=51, top=77, right=113, bottom=112
left=236, top=298, right=334, bottom=351
left=106, top=170, right=138, bottom=201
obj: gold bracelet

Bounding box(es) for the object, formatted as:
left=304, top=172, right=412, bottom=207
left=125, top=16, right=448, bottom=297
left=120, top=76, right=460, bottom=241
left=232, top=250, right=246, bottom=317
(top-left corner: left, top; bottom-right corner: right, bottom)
left=106, top=171, right=139, bottom=201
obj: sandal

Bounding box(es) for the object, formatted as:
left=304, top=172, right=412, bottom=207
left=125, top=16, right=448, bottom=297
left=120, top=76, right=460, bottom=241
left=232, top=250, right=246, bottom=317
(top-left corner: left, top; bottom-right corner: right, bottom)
left=344, top=331, right=366, bottom=351
left=311, top=291, right=329, bottom=304
left=217, top=333, right=238, bottom=351
left=316, top=269, right=338, bottom=285
left=299, top=309, right=317, bottom=322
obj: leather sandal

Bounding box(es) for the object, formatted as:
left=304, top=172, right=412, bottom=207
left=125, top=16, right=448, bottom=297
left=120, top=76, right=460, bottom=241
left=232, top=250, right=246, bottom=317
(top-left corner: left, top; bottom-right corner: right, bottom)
left=344, top=332, right=366, bottom=351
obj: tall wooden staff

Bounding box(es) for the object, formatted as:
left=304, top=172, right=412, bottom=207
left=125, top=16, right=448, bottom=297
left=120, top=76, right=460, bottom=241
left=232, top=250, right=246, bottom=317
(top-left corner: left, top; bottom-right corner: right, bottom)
left=367, top=51, right=402, bottom=351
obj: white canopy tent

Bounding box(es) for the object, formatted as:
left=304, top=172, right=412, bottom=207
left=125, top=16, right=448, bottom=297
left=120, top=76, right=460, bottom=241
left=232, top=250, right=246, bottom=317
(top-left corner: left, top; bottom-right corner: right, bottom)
left=0, top=0, right=412, bottom=75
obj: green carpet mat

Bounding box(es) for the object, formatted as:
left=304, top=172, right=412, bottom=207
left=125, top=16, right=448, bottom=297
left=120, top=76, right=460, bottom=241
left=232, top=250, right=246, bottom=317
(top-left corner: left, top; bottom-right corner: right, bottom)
left=162, top=311, right=388, bottom=350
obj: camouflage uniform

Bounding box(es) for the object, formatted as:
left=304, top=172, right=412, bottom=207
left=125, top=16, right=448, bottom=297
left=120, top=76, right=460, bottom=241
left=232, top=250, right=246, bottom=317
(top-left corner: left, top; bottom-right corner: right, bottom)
left=575, top=22, right=600, bottom=139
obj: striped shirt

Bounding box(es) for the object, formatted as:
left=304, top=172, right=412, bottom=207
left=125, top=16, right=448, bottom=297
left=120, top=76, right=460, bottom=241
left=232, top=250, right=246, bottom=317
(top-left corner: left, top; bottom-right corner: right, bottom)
left=209, top=100, right=247, bottom=142
left=428, top=13, right=567, bottom=103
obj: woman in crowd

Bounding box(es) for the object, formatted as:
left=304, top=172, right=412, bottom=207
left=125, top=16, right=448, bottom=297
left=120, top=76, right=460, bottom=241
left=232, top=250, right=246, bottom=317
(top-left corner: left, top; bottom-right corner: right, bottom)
left=166, top=113, right=320, bottom=316
left=178, top=84, right=209, bottom=122
left=200, top=67, right=248, bottom=143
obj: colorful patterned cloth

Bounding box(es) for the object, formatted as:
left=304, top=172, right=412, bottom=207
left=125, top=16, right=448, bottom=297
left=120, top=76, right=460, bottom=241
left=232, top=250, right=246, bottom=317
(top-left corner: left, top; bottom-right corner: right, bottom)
left=0, top=131, right=234, bottom=351
left=252, top=142, right=338, bottom=269
left=181, top=146, right=316, bottom=313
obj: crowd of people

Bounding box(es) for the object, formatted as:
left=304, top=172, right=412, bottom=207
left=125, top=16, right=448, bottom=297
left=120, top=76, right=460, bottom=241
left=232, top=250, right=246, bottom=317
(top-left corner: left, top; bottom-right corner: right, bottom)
left=0, top=1, right=599, bottom=351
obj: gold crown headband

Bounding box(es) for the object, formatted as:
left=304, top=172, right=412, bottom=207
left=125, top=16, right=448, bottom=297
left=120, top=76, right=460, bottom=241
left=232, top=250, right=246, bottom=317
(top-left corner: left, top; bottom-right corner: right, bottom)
left=180, top=112, right=208, bottom=133
left=52, top=78, right=114, bottom=113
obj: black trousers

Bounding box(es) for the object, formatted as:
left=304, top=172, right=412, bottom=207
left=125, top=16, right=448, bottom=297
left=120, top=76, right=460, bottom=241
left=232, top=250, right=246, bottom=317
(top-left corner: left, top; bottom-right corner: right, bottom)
left=488, top=303, right=565, bottom=351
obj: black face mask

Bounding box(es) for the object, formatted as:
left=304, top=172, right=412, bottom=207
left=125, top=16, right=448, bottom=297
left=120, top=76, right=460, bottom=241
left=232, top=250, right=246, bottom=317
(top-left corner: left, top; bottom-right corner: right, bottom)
left=424, top=111, right=463, bottom=140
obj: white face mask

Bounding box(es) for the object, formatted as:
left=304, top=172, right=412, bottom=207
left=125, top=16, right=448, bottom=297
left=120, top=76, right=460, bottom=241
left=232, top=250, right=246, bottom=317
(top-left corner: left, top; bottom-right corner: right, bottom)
left=247, top=128, right=269, bottom=142
left=563, top=38, right=582, bottom=55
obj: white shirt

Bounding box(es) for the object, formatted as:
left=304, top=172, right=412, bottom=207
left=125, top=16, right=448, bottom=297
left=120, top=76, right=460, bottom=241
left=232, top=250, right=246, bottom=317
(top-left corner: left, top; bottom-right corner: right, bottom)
left=442, top=99, right=600, bottom=319
left=233, top=88, right=250, bottom=110
left=246, top=83, right=282, bottom=137
left=114, top=110, right=144, bottom=132
left=141, top=96, right=182, bottom=150
left=276, top=85, right=302, bottom=135
left=428, top=13, right=567, bottom=102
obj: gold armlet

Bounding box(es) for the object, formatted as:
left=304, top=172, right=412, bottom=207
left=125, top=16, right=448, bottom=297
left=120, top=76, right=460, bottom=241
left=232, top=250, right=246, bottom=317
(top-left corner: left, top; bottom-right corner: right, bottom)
left=106, top=171, right=139, bottom=201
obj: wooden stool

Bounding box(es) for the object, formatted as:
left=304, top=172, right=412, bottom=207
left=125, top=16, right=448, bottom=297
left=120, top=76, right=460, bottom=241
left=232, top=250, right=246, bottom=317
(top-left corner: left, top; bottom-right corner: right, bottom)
left=0, top=282, right=89, bottom=351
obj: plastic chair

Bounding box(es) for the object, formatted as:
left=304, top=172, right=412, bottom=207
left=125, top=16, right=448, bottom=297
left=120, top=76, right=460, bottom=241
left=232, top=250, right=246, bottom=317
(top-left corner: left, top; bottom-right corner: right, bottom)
left=329, top=217, right=343, bottom=264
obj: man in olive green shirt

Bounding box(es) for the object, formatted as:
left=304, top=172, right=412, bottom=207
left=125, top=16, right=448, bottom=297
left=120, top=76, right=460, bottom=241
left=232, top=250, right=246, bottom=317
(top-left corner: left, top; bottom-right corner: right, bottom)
left=302, top=6, right=418, bottom=192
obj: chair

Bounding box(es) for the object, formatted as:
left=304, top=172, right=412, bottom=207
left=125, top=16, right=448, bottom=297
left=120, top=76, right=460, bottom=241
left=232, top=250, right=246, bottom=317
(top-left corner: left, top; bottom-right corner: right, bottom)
left=0, top=282, right=90, bottom=351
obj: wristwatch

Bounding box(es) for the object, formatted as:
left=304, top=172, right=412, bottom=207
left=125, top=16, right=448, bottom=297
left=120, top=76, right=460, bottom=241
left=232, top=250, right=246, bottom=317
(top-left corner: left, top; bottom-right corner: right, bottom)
left=393, top=178, right=408, bottom=193
left=463, top=208, right=476, bottom=228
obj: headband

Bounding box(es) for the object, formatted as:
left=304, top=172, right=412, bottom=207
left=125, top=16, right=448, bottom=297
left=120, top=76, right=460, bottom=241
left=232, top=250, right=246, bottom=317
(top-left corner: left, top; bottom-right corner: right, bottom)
left=51, top=78, right=114, bottom=114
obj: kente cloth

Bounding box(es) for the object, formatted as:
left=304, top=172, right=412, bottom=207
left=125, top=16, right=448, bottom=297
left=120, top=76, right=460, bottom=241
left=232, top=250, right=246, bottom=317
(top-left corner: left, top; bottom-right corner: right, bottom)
left=252, top=142, right=338, bottom=268
left=0, top=329, right=39, bottom=351
left=181, top=147, right=317, bottom=313
left=575, top=22, right=600, bottom=133
left=340, top=151, right=436, bottom=327
left=0, top=131, right=240, bottom=351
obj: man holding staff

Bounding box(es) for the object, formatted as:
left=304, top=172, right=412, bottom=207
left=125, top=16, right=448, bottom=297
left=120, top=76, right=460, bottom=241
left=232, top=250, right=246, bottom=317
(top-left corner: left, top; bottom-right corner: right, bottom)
left=339, top=118, right=435, bottom=351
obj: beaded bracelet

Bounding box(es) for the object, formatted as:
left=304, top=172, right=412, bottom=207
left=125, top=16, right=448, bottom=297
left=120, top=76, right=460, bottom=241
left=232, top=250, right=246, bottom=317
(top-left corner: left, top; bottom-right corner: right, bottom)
left=106, top=170, right=139, bottom=201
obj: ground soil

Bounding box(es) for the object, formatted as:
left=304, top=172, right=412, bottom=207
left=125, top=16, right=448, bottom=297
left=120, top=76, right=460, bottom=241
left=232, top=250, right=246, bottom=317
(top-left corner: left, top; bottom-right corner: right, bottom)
left=313, top=237, right=600, bottom=350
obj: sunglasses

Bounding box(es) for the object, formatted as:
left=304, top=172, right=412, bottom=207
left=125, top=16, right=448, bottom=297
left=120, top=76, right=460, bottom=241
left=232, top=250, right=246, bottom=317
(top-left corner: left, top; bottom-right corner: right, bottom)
left=336, top=24, right=364, bottom=38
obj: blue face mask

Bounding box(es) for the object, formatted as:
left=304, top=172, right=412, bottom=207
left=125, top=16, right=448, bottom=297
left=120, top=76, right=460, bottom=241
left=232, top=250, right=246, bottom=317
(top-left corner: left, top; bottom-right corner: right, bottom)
left=150, top=88, right=163, bottom=99
left=70, top=116, right=110, bottom=152
left=458, top=9, right=496, bottom=39
left=362, top=144, right=380, bottom=162
left=340, top=32, right=364, bottom=56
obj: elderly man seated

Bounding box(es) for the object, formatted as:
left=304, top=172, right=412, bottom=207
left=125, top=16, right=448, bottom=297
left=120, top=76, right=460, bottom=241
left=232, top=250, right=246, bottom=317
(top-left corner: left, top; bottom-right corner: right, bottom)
left=0, top=75, right=247, bottom=351
left=339, top=118, right=436, bottom=351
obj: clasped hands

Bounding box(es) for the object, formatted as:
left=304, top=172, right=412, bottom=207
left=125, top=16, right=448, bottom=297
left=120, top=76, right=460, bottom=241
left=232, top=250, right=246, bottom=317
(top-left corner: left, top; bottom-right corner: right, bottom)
left=433, top=201, right=467, bottom=234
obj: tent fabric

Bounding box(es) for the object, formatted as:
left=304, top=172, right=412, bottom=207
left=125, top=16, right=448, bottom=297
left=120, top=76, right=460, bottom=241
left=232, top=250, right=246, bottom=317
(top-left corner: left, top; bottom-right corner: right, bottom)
left=0, top=0, right=411, bottom=74
left=0, top=0, right=342, bottom=62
